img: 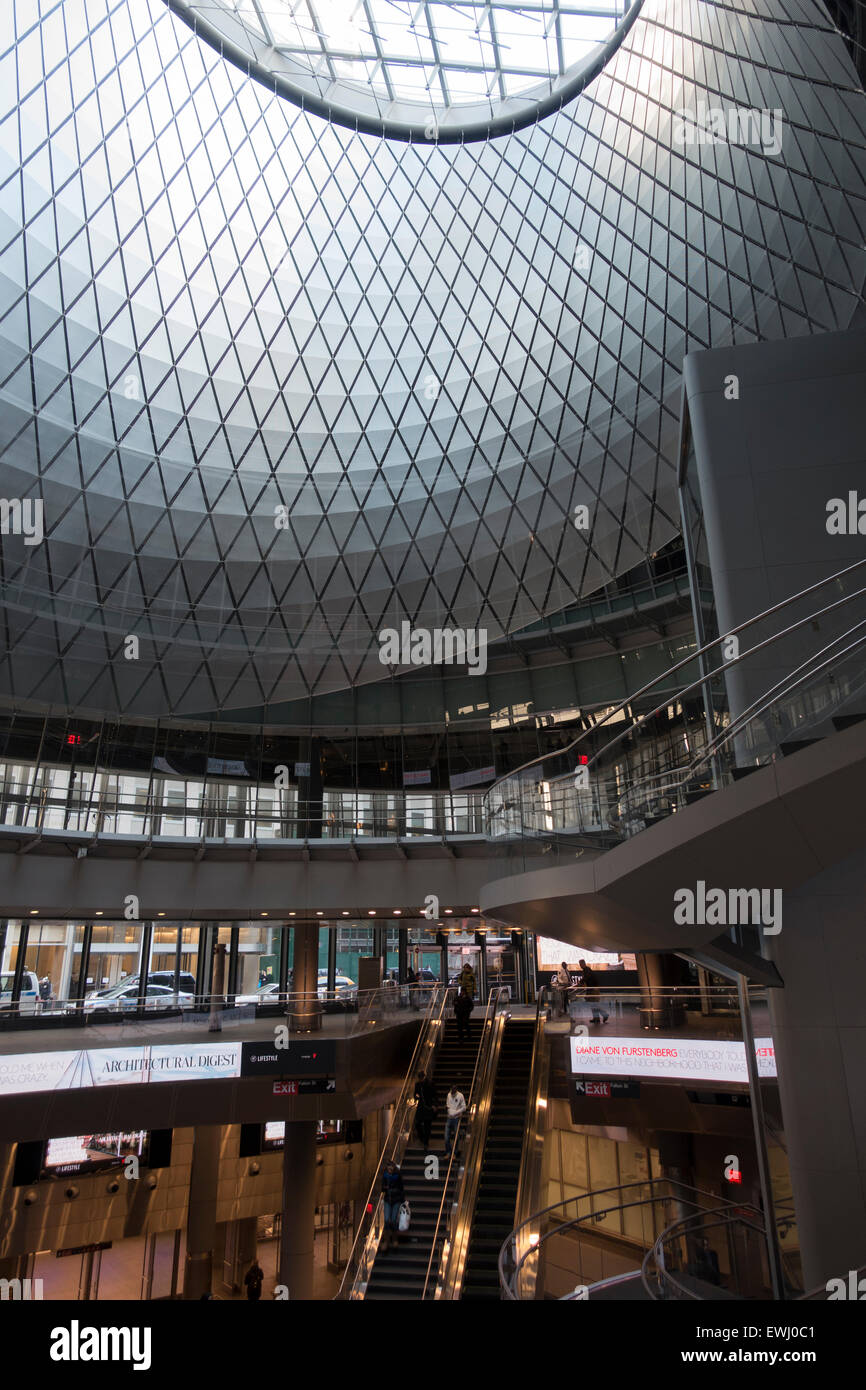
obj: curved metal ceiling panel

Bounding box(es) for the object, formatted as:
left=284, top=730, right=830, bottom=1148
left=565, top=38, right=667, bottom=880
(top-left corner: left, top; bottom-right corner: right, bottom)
left=0, top=0, right=864, bottom=717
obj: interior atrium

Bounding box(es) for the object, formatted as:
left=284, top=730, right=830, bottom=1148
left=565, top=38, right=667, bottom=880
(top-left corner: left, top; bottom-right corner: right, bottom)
left=0, top=0, right=865, bottom=1354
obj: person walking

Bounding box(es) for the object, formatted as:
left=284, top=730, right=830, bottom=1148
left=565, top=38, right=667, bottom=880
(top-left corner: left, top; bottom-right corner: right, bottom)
left=456, top=962, right=476, bottom=998
left=244, top=1258, right=264, bottom=1301
left=381, top=1160, right=406, bottom=1253
left=444, top=1084, right=467, bottom=1155
left=554, top=962, right=572, bottom=1016
left=579, top=958, right=608, bottom=1024
left=406, top=964, right=418, bottom=1008
left=454, top=987, right=474, bottom=1042
left=414, top=1070, right=437, bottom=1149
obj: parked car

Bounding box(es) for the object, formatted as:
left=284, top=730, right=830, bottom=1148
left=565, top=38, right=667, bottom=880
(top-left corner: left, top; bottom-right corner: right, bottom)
left=237, top=974, right=357, bottom=1006
left=93, top=971, right=197, bottom=998
left=83, top=984, right=194, bottom=1013
left=0, top=970, right=40, bottom=1014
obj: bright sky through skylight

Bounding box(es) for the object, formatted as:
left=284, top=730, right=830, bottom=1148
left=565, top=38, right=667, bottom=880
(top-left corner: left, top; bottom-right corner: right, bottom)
left=215, top=1, right=626, bottom=111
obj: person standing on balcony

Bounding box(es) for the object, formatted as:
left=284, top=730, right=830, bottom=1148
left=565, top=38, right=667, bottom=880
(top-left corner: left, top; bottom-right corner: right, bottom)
left=554, top=962, right=572, bottom=1016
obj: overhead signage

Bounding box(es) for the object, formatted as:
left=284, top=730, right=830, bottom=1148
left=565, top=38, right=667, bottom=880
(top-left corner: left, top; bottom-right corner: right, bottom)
left=241, top=1039, right=336, bottom=1077
left=569, top=1035, right=776, bottom=1083
left=403, top=769, right=432, bottom=786
left=294, top=762, right=311, bottom=778
left=574, top=1078, right=641, bottom=1099
left=272, top=1078, right=336, bottom=1095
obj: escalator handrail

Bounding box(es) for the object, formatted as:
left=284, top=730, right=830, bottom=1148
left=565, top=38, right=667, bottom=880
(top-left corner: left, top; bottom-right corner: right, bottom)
left=421, top=985, right=509, bottom=1299
left=335, top=984, right=450, bottom=1298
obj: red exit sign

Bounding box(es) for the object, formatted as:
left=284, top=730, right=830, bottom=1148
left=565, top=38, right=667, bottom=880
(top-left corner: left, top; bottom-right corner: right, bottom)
left=273, top=1081, right=298, bottom=1096
left=586, top=1081, right=612, bottom=1098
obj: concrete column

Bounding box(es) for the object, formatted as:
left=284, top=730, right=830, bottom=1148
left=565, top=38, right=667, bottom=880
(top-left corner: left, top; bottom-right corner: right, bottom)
left=277, top=1121, right=318, bottom=1300
left=637, top=952, right=685, bottom=1029
left=290, top=921, right=322, bottom=1032
left=182, top=1125, right=222, bottom=1299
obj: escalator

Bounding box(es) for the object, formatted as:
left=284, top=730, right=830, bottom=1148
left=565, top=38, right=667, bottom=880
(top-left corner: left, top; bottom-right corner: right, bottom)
left=460, top=1017, right=535, bottom=1300
left=364, top=1017, right=484, bottom=1300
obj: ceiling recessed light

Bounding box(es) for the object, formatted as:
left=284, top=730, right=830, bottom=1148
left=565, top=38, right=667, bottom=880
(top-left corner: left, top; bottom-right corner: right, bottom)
left=95, top=911, right=103, bottom=916
left=368, top=910, right=376, bottom=916
left=444, top=908, right=453, bottom=914
left=316, top=911, right=324, bottom=916
left=29, top=909, right=38, bottom=914
left=288, top=911, right=295, bottom=916
left=471, top=908, right=479, bottom=913
left=261, top=912, right=269, bottom=917
left=393, top=910, right=402, bottom=915
left=342, top=911, right=350, bottom=916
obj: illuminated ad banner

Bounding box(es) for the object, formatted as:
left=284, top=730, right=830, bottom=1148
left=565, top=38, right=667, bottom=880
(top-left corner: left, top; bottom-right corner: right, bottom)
left=536, top=937, right=637, bottom=972
left=0, top=1043, right=242, bottom=1096
left=570, top=1035, right=777, bottom=1083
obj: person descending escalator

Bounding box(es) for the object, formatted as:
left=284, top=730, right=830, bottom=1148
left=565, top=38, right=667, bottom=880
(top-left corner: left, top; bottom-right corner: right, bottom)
left=381, top=1161, right=406, bottom=1254
left=454, top=988, right=474, bottom=1042
left=414, top=1070, right=438, bottom=1149
left=444, top=1084, right=467, bottom=1155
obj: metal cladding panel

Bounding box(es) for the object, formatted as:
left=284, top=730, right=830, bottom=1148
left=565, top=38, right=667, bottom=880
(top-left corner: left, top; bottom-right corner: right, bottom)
left=0, top=0, right=864, bottom=716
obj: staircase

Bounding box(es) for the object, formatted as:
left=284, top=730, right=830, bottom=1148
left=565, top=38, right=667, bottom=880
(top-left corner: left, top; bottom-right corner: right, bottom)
left=364, top=1017, right=484, bottom=1300
left=460, top=1017, right=535, bottom=1300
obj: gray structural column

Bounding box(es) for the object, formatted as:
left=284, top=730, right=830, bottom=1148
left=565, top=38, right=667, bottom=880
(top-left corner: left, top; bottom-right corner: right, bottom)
left=277, top=1121, right=318, bottom=1300
left=766, top=848, right=866, bottom=1289
left=182, top=1125, right=222, bottom=1299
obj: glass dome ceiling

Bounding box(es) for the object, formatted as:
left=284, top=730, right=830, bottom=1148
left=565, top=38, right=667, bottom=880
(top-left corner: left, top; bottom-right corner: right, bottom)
left=165, top=0, right=637, bottom=139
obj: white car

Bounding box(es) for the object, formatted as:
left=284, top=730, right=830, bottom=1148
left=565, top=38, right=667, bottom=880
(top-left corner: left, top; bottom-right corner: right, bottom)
left=83, top=984, right=194, bottom=1013
left=0, top=969, right=40, bottom=1014
left=237, top=975, right=357, bottom=1006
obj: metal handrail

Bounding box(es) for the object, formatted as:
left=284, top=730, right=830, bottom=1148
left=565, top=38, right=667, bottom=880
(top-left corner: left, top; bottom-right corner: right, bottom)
left=509, top=984, right=551, bottom=1258
left=494, top=599, right=866, bottom=847
left=424, top=987, right=509, bottom=1299
left=500, top=1178, right=738, bottom=1300
left=486, top=555, right=866, bottom=805
left=336, top=985, right=452, bottom=1299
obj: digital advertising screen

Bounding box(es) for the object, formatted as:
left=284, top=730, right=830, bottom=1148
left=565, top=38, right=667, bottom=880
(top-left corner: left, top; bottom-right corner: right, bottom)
left=536, top=937, right=637, bottom=973
left=41, top=1130, right=149, bottom=1178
